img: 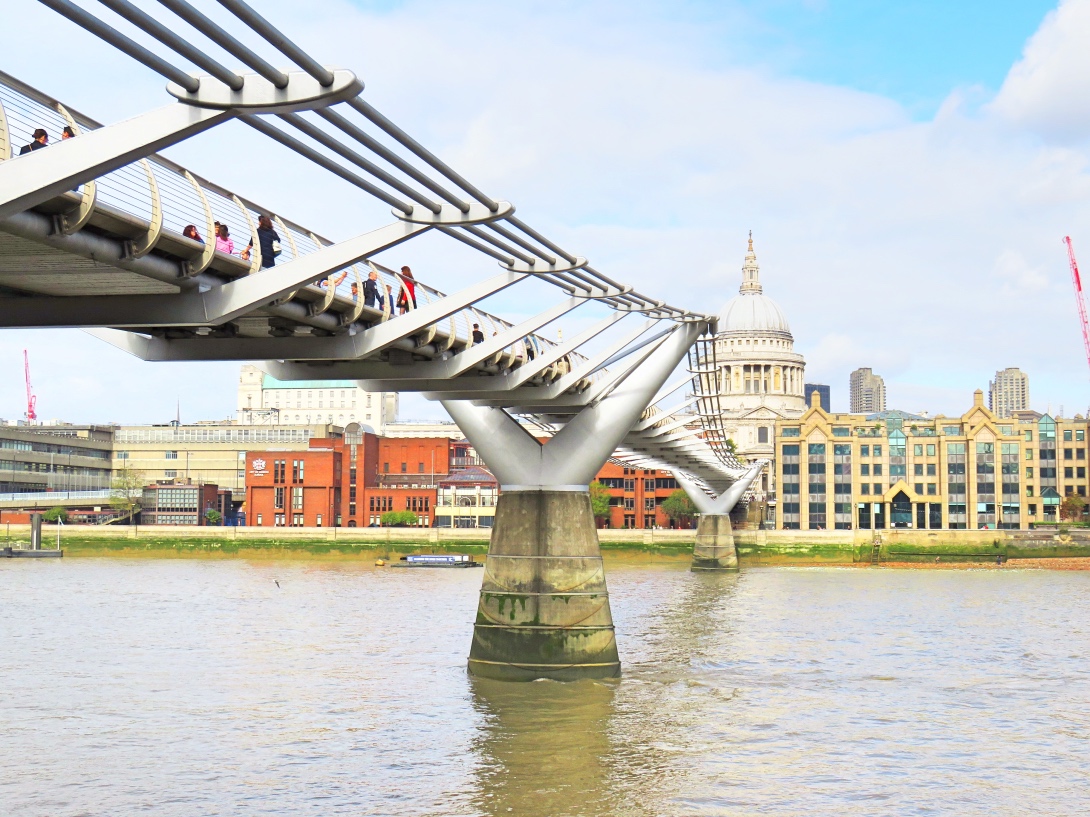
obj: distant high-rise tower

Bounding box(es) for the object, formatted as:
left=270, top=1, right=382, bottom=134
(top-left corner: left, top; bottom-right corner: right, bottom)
left=989, top=368, right=1030, bottom=418
left=850, top=368, right=886, bottom=414
left=804, top=383, right=830, bottom=412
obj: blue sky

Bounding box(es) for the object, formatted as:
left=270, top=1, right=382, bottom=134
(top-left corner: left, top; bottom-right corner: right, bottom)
left=736, top=1, right=1057, bottom=113
left=1, top=0, right=1088, bottom=423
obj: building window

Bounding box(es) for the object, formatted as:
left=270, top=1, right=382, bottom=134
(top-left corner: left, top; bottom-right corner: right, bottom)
left=293, top=514, right=304, bottom=527
left=873, top=464, right=883, bottom=476
left=927, top=483, right=937, bottom=495
left=914, top=444, right=923, bottom=456
left=1064, top=429, right=1073, bottom=441
left=782, top=428, right=801, bottom=437
left=1025, top=430, right=1033, bottom=441
left=914, top=464, right=924, bottom=476
left=873, top=445, right=883, bottom=457
left=292, top=486, right=303, bottom=509
left=1078, top=430, right=1086, bottom=442
left=316, top=514, right=322, bottom=527
left=927, top=444, right=936, bottom=456
left=164, top=470, right=177, bottom=478
left=861, top=484, right=870, bottom=495
left=117, top=451, right=129, bottom=459
left=292, top=459, right=304, bottom=483
left=274, top=487, right=284, bottom=509
left=256, top=514, right=263, bottom=525
left=861, top=464, right=870, bottom=476
left=927, top=464, right=936, bottom=476
left=165, top=451, right=178, bottom=459
left=758, top=427, right=769, bottom=443
left=860, top=445, right=870, bottom=456
left=808, top=443, right=826, bottom=455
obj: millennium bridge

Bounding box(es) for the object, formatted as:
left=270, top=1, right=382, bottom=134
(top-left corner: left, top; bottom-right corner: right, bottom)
left=0, top=0, right=766, bottom=680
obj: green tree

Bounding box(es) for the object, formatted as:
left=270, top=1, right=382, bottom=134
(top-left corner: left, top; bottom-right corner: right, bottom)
left=43, top=507, right=68, bottom=523
left=724, top=438, right=737, bottom=455
left=661, top=489, right=697, bottom=525
left=204, top=508, right=222, bottom=526
left=1060, top=494, right=1086, bottom=522
left=588, top=481, right=612, bottom=523
left=381, top=510, right=419, bottom=527
left=109, top=463, right=146, bottom=523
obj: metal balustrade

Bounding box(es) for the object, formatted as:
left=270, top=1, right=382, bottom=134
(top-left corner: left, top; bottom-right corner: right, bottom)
left=0, top=0, right=759, bottom=500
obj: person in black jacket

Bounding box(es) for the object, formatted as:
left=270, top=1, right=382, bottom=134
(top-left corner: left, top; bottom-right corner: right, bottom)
left=241, top=215, right=281, bottom=268
left=363, top=270, right=381, bottom=308
left=19, top=128, right=48, bottom=154
left=472, top=323, right=485, bottom=344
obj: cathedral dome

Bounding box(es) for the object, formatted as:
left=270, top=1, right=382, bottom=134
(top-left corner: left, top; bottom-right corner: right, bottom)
left=719, top=292, right=791, bottom=334
left=717, top=233, right=791, bottom=335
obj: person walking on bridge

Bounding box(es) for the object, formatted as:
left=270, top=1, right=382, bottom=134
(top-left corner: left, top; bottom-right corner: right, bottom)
left=19, top=128, right=48, bottom=154
left=215, top=223, right=234, bottom=255
left=363, top=270, right=381, bottom=308
left=397, top=266, right=416, bottom=314
left=241, top=215, right=282, bottom=269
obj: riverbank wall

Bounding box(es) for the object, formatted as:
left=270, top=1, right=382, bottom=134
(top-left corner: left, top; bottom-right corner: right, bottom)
left=3, top=523, right=1089, bottom=563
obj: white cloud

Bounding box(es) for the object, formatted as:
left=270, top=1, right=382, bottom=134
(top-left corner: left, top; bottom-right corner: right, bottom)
left=991, top=0, right=1090, bottom=142
left=0, top=0, right=1087, bottom=423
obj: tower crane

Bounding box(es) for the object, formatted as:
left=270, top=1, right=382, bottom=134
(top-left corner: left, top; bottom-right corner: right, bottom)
left=24, top=349, right=37, bottom=422
left=1064, top=236, right=1090, bottom=380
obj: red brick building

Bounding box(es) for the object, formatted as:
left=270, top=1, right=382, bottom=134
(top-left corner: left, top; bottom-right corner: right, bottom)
left=245, top=432, right=693, bottom=530
left=245, top=437, right=348, bottom=527
left=594, top=462, right=687, bottom=529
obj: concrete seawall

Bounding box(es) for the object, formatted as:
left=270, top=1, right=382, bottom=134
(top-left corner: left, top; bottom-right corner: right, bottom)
left=3, top=523, right=1089, bottom=562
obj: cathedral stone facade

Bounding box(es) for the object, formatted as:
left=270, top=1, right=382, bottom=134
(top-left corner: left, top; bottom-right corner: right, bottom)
left=709, top=235, right=807, bottom=492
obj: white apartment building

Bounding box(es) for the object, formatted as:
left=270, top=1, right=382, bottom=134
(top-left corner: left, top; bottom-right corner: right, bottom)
left=237, top=365, right=397, bottom=433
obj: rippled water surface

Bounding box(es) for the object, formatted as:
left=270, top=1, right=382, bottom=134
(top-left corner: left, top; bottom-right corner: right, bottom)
left=3, top=559, right=1089, bottom=816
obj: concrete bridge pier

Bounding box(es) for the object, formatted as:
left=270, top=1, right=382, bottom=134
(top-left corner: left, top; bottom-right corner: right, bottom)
left=691, top=514, right=738, bottom=571
left=673, top=464, right=766, bottom=572
left=443, top=322, right=704, bottom=681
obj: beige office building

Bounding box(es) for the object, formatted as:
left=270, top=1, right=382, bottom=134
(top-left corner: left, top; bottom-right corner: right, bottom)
left=849, top=367, right=886, bottom=414
left=989, top=367, right=1030, bottom=418
left=112, top=423, right=338, bottom=493
left=776, top=391, right=1088, bottom=530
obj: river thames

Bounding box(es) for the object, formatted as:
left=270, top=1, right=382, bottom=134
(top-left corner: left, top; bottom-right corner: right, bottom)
left=2, top=559, right=1088, bottom=815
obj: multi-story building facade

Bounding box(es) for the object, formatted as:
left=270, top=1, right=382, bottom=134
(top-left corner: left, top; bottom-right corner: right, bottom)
left=776, top=390, right=1088, bottom=531
left=0, top=424, right=114, bottom=493
left=141, top=481, right=230, bottom=526
left=237, top=364, right=397, bottom=433
left=989, top=367, right=1030, bottom=418
left=595, top=462, right=683, bottom=529
left=113, top=422, right=334, bottom=494
left=245, top=436, right=348, bottom=528
left=434, top=467, right=498, bottom=528
left=849, top=368, right=886, bottom=413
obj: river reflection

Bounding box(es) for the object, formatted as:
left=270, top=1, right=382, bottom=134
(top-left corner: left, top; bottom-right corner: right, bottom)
left=2, top=560, right=1089, bottom=815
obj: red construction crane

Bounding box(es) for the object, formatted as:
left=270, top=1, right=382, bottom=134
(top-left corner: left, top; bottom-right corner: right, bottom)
left=1065, top=236, right=1090, bottom=380
left=23, top=349, right=37, bottom=422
